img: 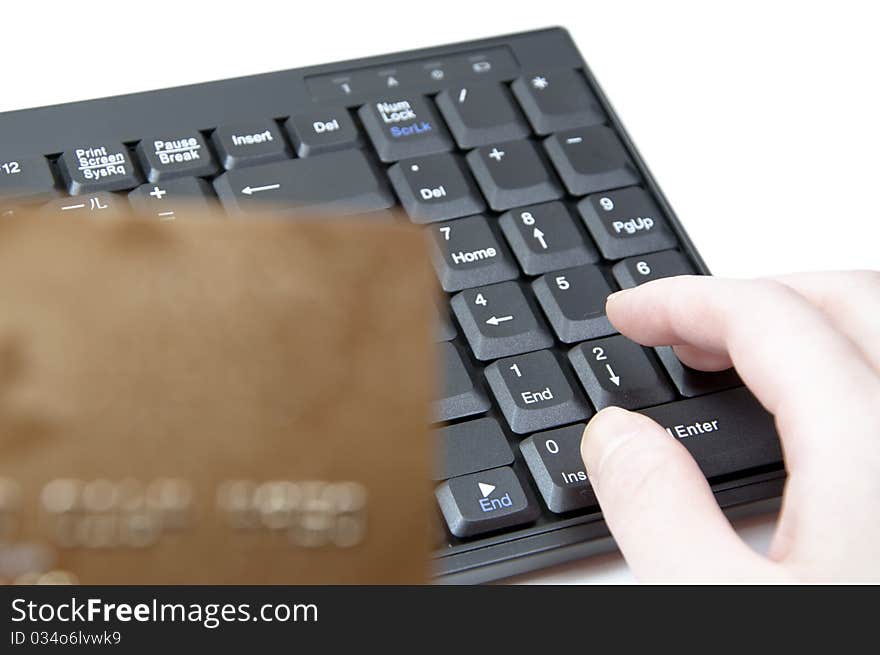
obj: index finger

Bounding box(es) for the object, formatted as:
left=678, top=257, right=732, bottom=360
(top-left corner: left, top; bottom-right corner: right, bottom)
left=605, top=276, right=880, bottom=473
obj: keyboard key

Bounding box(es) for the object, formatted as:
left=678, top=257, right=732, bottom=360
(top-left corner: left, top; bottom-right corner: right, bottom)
left=284, top=108, right=362, bottom=157
left=213, top=149, right=395, bottom=216
left=135, top=133, right=218, bottom=182
left=498, top=201, right=599, bottom=275
left=431, top=215, right=518, bottom=292
left=435, top=466, right=539, bottom=538
left=435, top=305, right=457, bottom=342
left=388, top=153, right=485, bottom=223
left=531, top=264, right=616, bottom=343
left=485, top=349, right=591, bottom=434
left=58, top=144, right=140, bottom=194
left=451, top=281, right=553, bottom=361
left=511, top=69, right=605, bottom=135
left=42, top=192, right=127, bottom=217
left=655, top=346, right=741, bottom=398
left=358, top=96, right=453, bottom=162
left=0, top=155, right=59, bottom=206
left=612, top=249, right=696, bottom=288
left=639, top=387, right=782, bottom=479
left=434, top=417, right=514, bottom=481
left=520, top=424, right=597, bottom=513
left=544, top=126, right=640, bottom=196
left=211, top=121, right=290, bottom=170
left=435, top=342, right=491, bottom=422
left=578, top=187, right=677, bottom=260
left=128, top=178, right=217, bottom=221
left=466, top=140, right=562, bottom=211
left=435, top=82, right=530, bottom=148
left=568, top=335, right=676, bottom=410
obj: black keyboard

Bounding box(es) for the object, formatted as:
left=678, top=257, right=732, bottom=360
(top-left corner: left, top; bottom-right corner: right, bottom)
left=0, top=28, right=785, bottom=582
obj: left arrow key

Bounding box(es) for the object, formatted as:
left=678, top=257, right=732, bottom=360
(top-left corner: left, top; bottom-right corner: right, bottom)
left=213, top=149, right=395, bottom=216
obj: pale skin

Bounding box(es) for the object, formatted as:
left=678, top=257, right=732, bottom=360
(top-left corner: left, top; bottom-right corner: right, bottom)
left=580, top=271, right=880, bottom=582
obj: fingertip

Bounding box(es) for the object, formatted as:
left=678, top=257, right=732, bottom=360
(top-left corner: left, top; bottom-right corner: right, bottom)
left=581, top=405, right=650, bottom=480
left=604, top=288, right=631, bottom=324
left=672, top=344, right=735, bottom=371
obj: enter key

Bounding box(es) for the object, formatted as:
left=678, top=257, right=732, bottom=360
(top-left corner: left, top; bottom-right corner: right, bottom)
left=639, top=387, right=783, bottom=480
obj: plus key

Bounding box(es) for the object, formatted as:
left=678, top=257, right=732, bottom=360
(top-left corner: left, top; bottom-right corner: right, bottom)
left=466, top=141, right=562, bottom=211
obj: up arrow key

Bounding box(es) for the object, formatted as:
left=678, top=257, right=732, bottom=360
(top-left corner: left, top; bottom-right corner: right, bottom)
left=533, top=227, right=548, bottom=250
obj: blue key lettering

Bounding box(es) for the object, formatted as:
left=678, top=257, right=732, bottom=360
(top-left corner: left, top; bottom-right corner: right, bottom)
left=390, top=122, right=433, bottom=139
left=479, top=492, right=513, bottom=512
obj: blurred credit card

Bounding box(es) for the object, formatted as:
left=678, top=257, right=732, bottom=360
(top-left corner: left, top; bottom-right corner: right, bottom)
left=0, top=210, right=433, bottom=584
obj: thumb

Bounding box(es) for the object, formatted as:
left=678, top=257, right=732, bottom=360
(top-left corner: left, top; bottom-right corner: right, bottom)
left=581, top=406, right=777, bottom=582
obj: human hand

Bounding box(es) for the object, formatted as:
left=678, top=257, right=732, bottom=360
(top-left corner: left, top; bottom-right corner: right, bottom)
left=580, top=271, right=880, bottom=582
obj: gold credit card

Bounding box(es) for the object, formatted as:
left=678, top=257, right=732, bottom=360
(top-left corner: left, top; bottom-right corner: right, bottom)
left=0, top=210, right=433, bottom=584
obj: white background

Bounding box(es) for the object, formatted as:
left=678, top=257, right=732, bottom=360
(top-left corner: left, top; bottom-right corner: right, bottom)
left=3, top=1, right=877, bottom=582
